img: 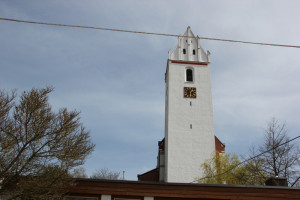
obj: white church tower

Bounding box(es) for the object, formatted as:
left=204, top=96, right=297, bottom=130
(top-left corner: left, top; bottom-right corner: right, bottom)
left=163, top=27, right=215, bottom=183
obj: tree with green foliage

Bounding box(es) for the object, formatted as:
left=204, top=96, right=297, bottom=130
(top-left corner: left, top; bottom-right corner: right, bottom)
left=198, top=153, right=265, bottom=185
left=0, top=87, right=95, bottom=199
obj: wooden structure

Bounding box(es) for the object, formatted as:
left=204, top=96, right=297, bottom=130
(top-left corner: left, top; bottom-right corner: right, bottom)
left=64, top=178, right=300, bottom=200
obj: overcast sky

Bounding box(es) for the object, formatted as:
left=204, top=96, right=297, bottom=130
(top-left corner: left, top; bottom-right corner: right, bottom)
left=1, top=0, right=300, bottom=180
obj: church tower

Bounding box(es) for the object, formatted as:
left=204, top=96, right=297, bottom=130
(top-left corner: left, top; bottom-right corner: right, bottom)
left=163, top=27, right=215, bottom=183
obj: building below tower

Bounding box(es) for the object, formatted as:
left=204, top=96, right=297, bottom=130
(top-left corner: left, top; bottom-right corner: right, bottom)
left=137, top=136, right=225, bottom=182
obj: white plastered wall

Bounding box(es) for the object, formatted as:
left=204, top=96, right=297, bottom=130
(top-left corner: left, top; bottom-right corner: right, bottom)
left=164, top=27, right=215, bottom=183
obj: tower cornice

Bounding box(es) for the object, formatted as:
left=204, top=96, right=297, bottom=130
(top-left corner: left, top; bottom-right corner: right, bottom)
left=169, top=60, right=209, bottom=66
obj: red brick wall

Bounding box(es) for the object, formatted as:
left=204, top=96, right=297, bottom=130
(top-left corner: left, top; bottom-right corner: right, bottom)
left=215, top=136, right=225, bottom=153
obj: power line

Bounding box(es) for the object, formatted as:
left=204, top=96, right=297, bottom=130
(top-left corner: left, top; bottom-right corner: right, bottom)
left=1, top=17, right=300, bottom=49
left=194, top=135, right=300, bottom=183
left=0, top=17, right=179, bottom=37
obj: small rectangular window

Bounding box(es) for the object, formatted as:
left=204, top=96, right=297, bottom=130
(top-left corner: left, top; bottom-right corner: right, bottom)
left=186, top=69, right=193, bottom=82
left=190, top=124, right=192, bottom=129
left=193, top=49, right=196, bottom=55
left=183, top=49, right=186, bottom=54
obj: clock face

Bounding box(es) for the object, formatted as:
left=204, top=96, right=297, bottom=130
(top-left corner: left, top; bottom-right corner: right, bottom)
left=184, top=87, right=196, bottom=98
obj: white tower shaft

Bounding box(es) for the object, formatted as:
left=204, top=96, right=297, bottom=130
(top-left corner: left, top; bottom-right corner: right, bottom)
left=164, top=27, right=215, bottom=183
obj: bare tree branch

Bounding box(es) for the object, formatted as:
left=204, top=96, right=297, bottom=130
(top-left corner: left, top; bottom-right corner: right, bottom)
left=0, top=87, right=95, bottom=199
left=250, top=117, right=300, bottom=187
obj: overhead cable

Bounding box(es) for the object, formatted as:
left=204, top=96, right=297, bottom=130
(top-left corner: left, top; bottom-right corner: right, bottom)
left=1, top=17, right=300, bottom=49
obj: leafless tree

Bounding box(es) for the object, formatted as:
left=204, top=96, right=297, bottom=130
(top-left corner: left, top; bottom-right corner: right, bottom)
left=250, top=118, right=300, bottom=187
left=0, top=87, right=95, bottom=199
left=71, top=167, right=88, bottom=178
left=90, top=168, right=122, bottom=180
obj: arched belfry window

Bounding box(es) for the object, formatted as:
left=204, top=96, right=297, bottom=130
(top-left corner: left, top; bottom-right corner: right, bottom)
left=186, top=69, right=193, bottom=82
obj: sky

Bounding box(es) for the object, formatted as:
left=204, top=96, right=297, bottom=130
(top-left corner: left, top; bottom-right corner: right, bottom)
left=1, top=0, right=300, bottom=180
